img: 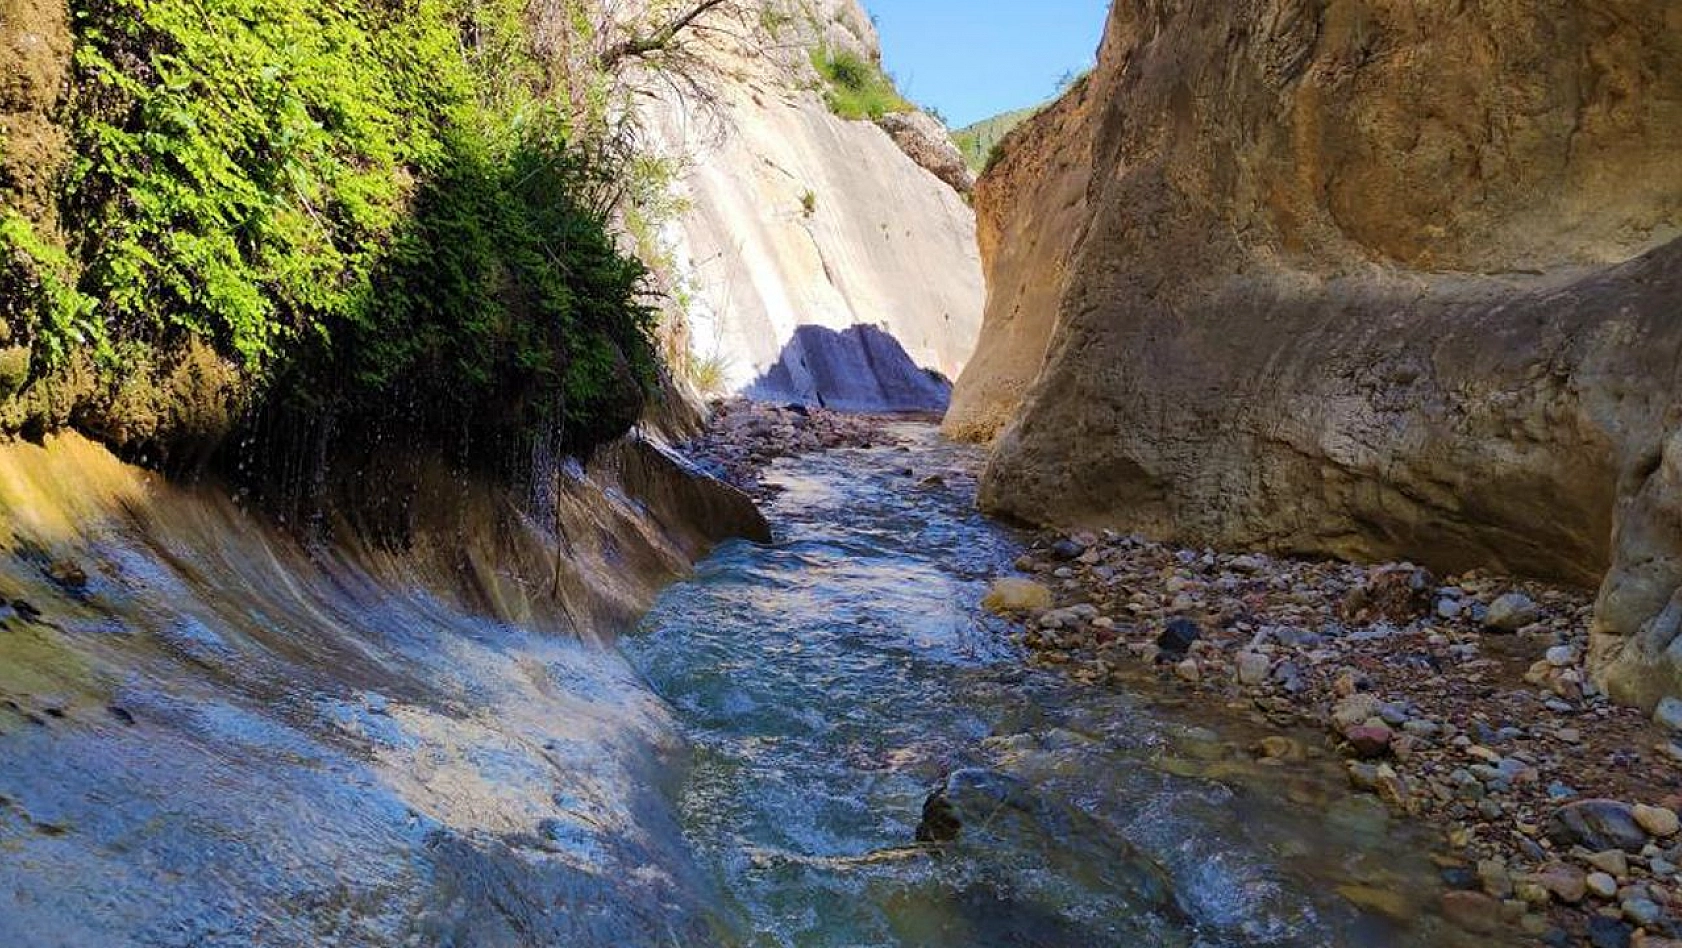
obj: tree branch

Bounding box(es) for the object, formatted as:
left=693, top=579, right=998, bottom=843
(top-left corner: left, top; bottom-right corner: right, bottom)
left=597, top=0, right=730, bottom=69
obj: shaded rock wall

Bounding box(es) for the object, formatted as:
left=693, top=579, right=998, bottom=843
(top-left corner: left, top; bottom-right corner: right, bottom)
left=645, top=0, right=984, bottom=411
left=952, top=0, right=1682, bottom=705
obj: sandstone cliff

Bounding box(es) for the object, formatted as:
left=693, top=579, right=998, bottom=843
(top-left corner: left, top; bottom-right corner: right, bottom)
left=950, top=0, right=1682, bottom=706
left=644, top=0, right=983, bottom=411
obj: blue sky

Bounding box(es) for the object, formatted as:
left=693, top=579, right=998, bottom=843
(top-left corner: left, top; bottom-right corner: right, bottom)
left=864, top=1, right=1110, bottom=128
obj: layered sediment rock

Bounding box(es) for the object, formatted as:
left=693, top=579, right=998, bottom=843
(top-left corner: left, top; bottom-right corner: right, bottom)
left=645, top=0, right=983, bottom=410
left=0, top=429, right=764, bottom=944
left=950, top=0, right=1682, bottom=705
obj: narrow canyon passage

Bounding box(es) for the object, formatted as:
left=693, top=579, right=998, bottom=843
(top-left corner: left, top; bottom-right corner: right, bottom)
left=625, top=422, right=1499, bottom=947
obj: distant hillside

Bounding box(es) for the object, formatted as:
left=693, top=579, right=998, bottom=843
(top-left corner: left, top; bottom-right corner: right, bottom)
left=953, top=105, right=1044, bottom=172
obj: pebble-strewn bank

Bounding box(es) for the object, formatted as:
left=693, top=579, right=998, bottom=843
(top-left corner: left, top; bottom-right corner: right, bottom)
left=688, top=401, right=1682, bottom=946
left=989, top=533, right=1682, bottom=948
left=685, top=399, right=907, bottom=497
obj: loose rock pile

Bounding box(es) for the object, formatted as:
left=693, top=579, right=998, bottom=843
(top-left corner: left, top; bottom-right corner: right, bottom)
left=685, top=399, right=896, bottom=496
left=990, top=530, right=1682, bottom=947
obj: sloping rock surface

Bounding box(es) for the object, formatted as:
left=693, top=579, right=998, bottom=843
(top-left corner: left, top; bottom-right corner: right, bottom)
left=645, top=0, right=983, bottom=411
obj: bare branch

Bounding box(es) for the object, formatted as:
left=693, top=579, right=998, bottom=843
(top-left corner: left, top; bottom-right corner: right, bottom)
left=597, top=0, right=731, bottom=69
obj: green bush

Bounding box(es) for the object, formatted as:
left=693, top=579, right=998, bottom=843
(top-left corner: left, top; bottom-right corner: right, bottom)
left=809, top=48, right=910, bottom=121
left=6, top=0, right=657, bottom=460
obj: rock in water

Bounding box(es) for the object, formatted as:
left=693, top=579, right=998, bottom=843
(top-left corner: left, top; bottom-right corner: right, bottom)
left=915, top=789, right=962, bottom=842
left=1547, top=800, right=1650, bottom=853
left=1156, top=618, right=1200, bottom=657
left=1344, top=725, right=1393, bottom=759
left=982, top=578, right=1053, bottom=614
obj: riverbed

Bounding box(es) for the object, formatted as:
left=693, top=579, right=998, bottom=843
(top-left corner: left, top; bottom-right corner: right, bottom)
left=627, top=422, right=1495, bottom=947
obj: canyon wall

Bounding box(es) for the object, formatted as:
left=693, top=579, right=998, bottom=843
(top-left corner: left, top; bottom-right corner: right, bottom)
left=950, top=0, right=1682, bottom=706
left=644, top=0, right=984, bottom=411
left=0, top=428, right=765, bottom=944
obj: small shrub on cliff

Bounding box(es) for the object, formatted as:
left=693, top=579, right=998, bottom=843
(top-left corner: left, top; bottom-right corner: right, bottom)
left=810, top=48, right=910, bottom=121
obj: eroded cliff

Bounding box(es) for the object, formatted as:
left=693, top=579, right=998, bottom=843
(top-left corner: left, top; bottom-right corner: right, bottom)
left=951, top=0, right=1682, bottom=706
left=645, top=0, right=984, bottom=411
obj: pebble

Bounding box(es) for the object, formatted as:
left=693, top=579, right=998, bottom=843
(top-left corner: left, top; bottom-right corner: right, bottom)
left=1589, top=849, right=1630, bottom=877
left=1478, top=859, right=1514, bottom=898
left=1157, top=618, right=1201, bottom=657
left=1235, top=651, right=1270, bottom=685
left=1589, top=872, right=1621, bottom=899
left=1623, top=897, right=1663, bottom=927
left=1537, top=862, right=1588, bottom=903
left=1587, top=916, right=1633, bottom=948
left=1332, top=693, right=1383, bottom=729
left=1637, top=805, right=1682, bottom=839
left=1345, top=724, right=1394, bottom=759
left=1550, top=800, right=1651, bottom=853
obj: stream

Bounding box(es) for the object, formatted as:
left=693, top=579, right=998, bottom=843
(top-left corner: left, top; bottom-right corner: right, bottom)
left=0, top=423, right=1508, bottom=946
left=625, top=422, right=1492, bottom=947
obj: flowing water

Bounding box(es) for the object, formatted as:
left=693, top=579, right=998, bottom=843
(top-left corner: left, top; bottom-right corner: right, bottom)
left=626, top=423, right=1496, bottom=948
left=0, top=425, right=1507, bottom=946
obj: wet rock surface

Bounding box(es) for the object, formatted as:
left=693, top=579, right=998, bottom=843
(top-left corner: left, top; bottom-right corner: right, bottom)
left=994, top=529, right=1682, bottom=945
left=0, top=432, right=760, bottom=947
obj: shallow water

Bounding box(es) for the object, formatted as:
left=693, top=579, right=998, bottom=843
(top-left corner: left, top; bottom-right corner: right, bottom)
left=0, top=426, right=1515, bottom=946
left=626, top=423, right=1502, bottom=948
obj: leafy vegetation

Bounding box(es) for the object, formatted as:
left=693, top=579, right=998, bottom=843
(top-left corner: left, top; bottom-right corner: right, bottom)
left=809, top=48, right=910, bottom=122
left=953, top=105, right=1043, bottom=173
left=3, top=0, right=662, bottom=465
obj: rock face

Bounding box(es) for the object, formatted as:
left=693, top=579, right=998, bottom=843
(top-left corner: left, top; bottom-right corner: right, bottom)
left=950, top=1, right=1682, bottom=704
left=876, top=110, right=975, bottom=195
left=644, top=0, right=983, bottom=411
left=0, top=429, right=765, bottom=944
left=0, top=0, right=72, bottom=228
